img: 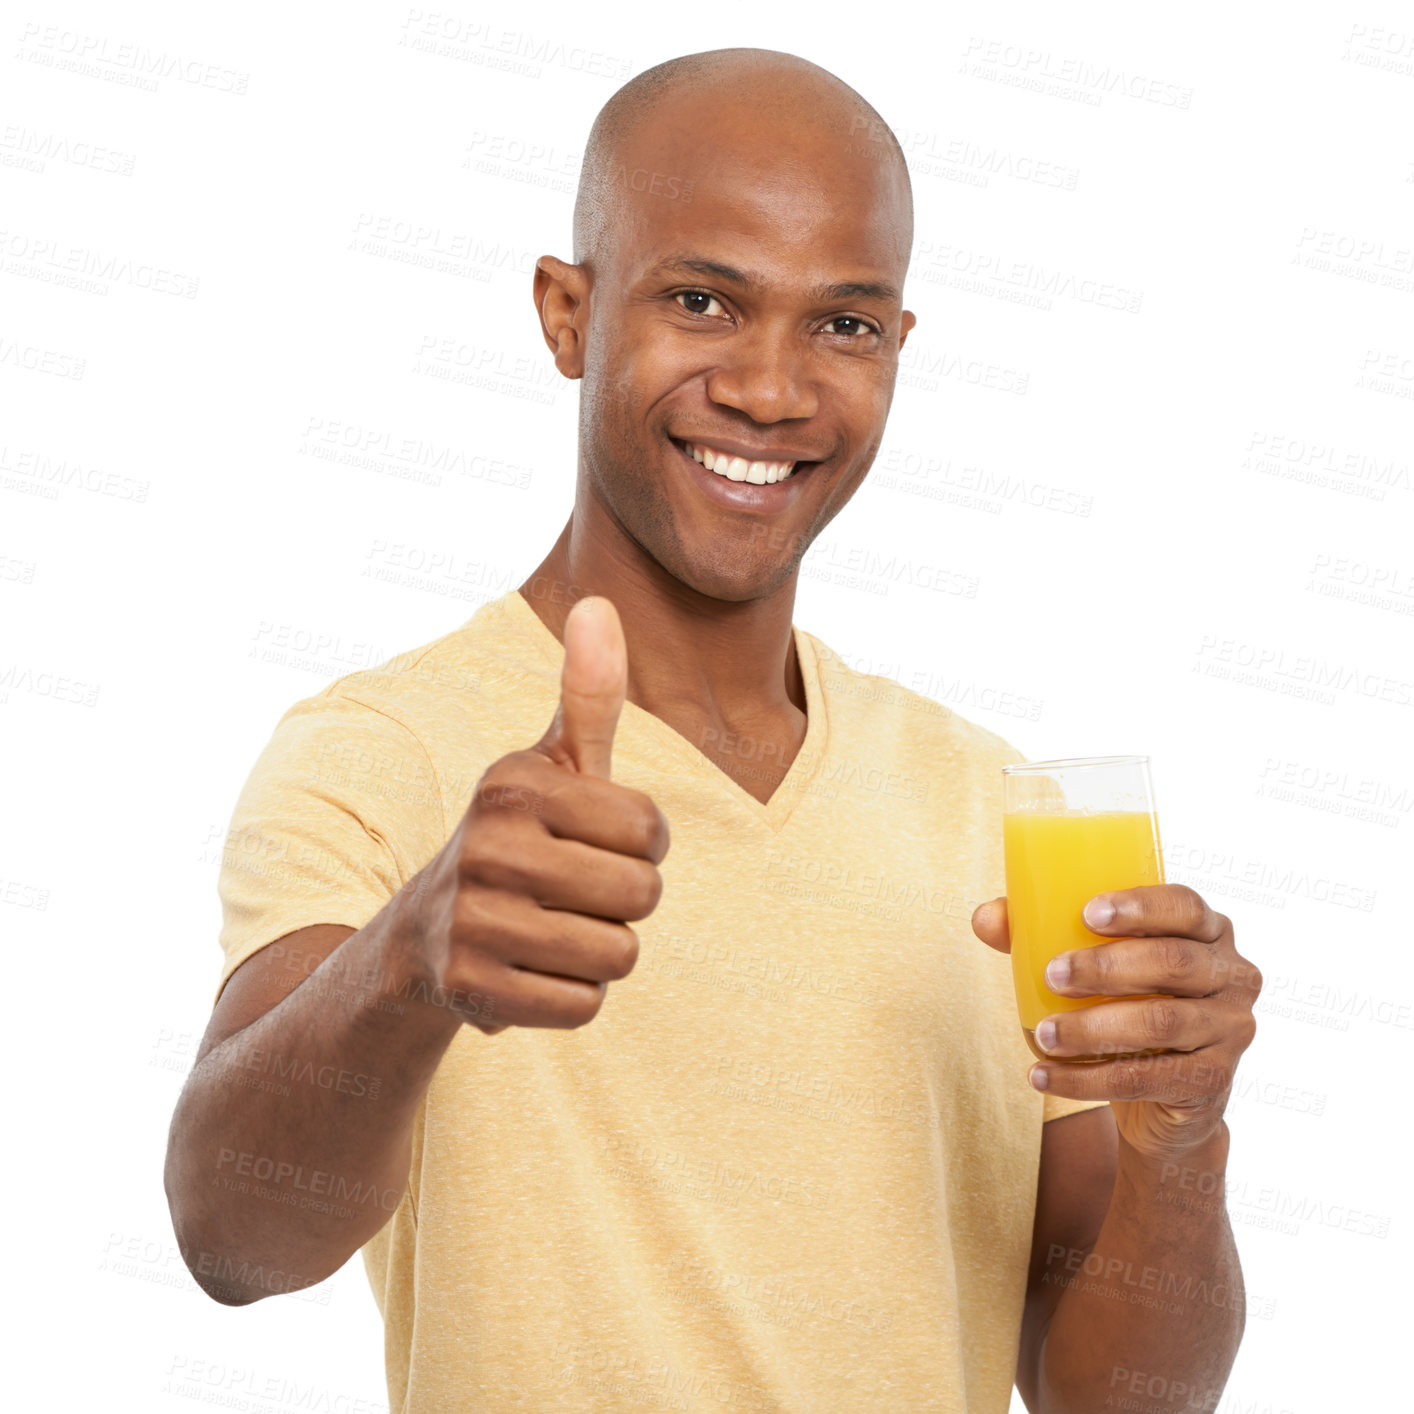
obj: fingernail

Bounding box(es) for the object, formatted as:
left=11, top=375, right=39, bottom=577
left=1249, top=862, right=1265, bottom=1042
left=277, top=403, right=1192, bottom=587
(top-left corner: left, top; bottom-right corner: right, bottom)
left=1035, top=1020, right=1058, bottom=1052
left=1084, top=897, right=1115, bottom=928
left=1029, top=1065, right=1049, bottom=1091
left=1045, top=954, right=1072, bottom=990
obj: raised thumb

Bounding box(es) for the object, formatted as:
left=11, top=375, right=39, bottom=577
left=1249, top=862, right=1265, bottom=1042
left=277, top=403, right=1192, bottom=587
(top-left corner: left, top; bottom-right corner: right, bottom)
left=536, top=595, right=627, bottom=779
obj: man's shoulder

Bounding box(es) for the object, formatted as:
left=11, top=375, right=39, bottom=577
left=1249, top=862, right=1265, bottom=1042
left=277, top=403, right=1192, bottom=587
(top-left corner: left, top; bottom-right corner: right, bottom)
left=801, top=626, right=1026, bottom=770
left=273, top=592, right=546, bottom=740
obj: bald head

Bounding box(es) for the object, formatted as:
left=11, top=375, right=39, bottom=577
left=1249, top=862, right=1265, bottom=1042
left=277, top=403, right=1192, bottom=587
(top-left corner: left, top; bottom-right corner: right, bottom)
left=533, top=49, right=918, bottom=606
left=572, top=48, right=912, bottom=269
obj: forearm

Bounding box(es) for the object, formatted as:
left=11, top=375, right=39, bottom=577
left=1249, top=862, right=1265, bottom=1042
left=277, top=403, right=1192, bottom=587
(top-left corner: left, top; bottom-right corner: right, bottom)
left=1036, top=1122, right=1244, bottom=1414
left=164, top=897, right=463, bottom=1303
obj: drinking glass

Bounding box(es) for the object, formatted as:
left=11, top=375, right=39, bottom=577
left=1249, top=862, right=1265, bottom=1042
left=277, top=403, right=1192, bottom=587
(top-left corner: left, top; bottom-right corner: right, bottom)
left=1002, top=755, right=1165, bottom=1063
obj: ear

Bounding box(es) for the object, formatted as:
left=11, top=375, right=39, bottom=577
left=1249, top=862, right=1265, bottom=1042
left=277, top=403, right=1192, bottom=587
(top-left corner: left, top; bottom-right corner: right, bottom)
left=897, top=308, right=917, bottom=353
left=533, top=255, right=590, bottom=379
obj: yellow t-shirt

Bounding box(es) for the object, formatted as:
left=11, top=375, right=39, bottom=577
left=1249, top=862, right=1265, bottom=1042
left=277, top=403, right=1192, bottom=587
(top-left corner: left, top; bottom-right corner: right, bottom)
left=216, top=589, right=1106, bottom=1414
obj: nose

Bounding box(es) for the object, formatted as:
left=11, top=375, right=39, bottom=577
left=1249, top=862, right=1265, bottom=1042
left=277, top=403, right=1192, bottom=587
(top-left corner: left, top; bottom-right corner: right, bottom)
left=705, top=323, right=819, bottom=423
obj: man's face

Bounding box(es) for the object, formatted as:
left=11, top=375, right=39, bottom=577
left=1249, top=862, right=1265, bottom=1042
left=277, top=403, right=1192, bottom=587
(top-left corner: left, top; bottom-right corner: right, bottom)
left=573, top=96, right=915, bottom=604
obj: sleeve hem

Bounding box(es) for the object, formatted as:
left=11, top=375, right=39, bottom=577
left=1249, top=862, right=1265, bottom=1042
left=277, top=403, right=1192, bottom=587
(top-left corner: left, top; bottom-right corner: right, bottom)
left=338, top=689, right=447, bottom=847
left=1042, top=1096, right=1111, bottom=1122
left=214, top=911, right=381, bottom=1009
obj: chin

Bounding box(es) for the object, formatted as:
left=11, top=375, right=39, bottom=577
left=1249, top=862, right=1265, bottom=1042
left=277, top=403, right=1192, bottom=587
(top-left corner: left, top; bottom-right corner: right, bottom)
left=668, top=551, right=799, bottom=605
left=605, top=475, right=809, bottom=604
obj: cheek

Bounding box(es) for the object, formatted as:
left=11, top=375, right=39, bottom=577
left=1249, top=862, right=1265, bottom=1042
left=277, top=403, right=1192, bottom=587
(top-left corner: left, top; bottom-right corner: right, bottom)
left=584, top=334, right=678, bottom=425
left=857, top=358, right=900, bottom=409
left=830, top=370, right=894, bottom=449
left=582, top=330, right=631, bottom=406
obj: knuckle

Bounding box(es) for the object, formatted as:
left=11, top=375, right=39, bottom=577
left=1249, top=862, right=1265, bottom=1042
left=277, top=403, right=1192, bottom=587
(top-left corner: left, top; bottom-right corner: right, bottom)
left=454, top=831, right=483, bottom=882
left=458, top=831, right=527, bottom=893
left=1127, top=886, right=1157, bottom=922
left=457, top=831, right=495, bottom=884
left=449, top=888, right=501, bottom=954
left=474, top=755, right=521, bottom=795
left=639, top=859, right=664, bottom=916
left=624, top=792, right=652, bottom=842
left=1086, top=943, right=1114, bottom=982
left=442, top=952, right=488, bottom=996
left=473, top=756, right=548, bottom=819
left=1238, top=1010, right=1257, bottom=1048
left=606, top=926, right=639, bottom=979
left=628, top=791, right=668, bottom=859
left=646, top=803, right=671, bottom=863
left=473, top=759, right=505, bottom=789
left=1141, top=998, right=1180, bottom=1039
left=477, top=781, right=532, bottom=815
left=1155, top=936, right=1192, bottom=978
left=553, top=984, right=606, bottom=1029
left=472, top=773, right=505, bottom=809
left=1176, top=884, right=1209, bottom=929
left=460, top=986, right=501, bottom=1024
left=625, top=863, right=663, bottom=919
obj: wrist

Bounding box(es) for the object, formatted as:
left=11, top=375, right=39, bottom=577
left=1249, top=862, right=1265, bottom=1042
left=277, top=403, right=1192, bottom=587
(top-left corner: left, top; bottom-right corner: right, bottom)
left=1118, top=1117, right=1231, bottom=1194
left=383, top=868, right=435, bottom=987
left=364, top=880, right=466, bottom=1046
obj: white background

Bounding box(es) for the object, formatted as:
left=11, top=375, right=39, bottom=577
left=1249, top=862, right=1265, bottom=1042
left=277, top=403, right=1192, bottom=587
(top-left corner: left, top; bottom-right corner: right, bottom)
left=4, top=2, right=1411, bottom=1410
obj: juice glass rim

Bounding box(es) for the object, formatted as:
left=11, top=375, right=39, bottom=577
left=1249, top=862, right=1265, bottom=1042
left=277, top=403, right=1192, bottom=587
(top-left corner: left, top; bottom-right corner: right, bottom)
left=1002, top=753, right=1149, bottom=774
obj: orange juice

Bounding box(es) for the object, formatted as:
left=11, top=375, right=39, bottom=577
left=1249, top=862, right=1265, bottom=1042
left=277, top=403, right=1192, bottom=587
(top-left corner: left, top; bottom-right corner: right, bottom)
left=1003, top=809, right=1164, bottom=1059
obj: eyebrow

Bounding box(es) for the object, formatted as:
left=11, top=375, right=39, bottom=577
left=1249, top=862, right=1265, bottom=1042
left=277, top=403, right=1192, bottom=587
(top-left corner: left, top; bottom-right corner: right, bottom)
left=645, top=255, right=900, bottom=305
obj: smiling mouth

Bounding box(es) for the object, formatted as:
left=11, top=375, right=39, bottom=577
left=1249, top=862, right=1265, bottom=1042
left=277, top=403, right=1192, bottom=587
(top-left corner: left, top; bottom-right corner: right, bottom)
left=673, top=438, right=813, bottom=485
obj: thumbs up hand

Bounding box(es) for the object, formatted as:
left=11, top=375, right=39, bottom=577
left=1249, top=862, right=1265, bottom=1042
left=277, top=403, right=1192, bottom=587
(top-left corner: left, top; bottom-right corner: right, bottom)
left=533, top=594, right=628, bottom=780
left=401, top=596, right=670, bottom=1035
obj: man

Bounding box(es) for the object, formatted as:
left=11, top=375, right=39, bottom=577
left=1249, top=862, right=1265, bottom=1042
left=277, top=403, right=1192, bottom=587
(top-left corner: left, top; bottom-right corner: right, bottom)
left=165, top=48, right=1261, bottom=1414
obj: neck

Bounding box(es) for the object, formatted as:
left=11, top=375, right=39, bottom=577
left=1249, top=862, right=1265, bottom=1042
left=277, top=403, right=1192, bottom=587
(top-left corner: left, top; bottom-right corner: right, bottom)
left=519, top=515, right=806, bottom=726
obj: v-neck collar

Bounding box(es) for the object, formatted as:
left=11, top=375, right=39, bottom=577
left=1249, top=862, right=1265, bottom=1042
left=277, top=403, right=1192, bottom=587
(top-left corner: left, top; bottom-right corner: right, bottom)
left=500, top=589, right=828, bottom=832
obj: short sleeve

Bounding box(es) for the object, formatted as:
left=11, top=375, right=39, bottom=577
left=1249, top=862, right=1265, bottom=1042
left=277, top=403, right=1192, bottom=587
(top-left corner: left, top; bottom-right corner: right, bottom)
left=214, top=690, right=448, bottom=1004
left=1042, top=1095, right=1111, bottom=1122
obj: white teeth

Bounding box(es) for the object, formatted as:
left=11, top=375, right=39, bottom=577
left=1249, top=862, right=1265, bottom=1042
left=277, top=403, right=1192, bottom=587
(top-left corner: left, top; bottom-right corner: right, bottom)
left=683, top=441, right=797, bottom=485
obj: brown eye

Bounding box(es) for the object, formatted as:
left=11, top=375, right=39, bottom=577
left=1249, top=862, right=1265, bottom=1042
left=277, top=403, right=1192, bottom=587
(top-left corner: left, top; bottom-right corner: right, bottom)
left=827, top=315, right=875, bottom=337
left=676, top=290, right=725, bottom=317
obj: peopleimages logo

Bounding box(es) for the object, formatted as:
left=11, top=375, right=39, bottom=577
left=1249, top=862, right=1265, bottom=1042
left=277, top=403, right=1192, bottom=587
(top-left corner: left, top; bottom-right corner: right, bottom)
left=16, top=22, right=250, bottom=94
left=398, top=9, right=631, bottom=80
left=0, top=124, right=138, bottom=176
left=911, top=240, right=1143, bottom=314
left=0, top=228, right=199, bottom=297
left=959, top=36, right=1193, bottom=109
